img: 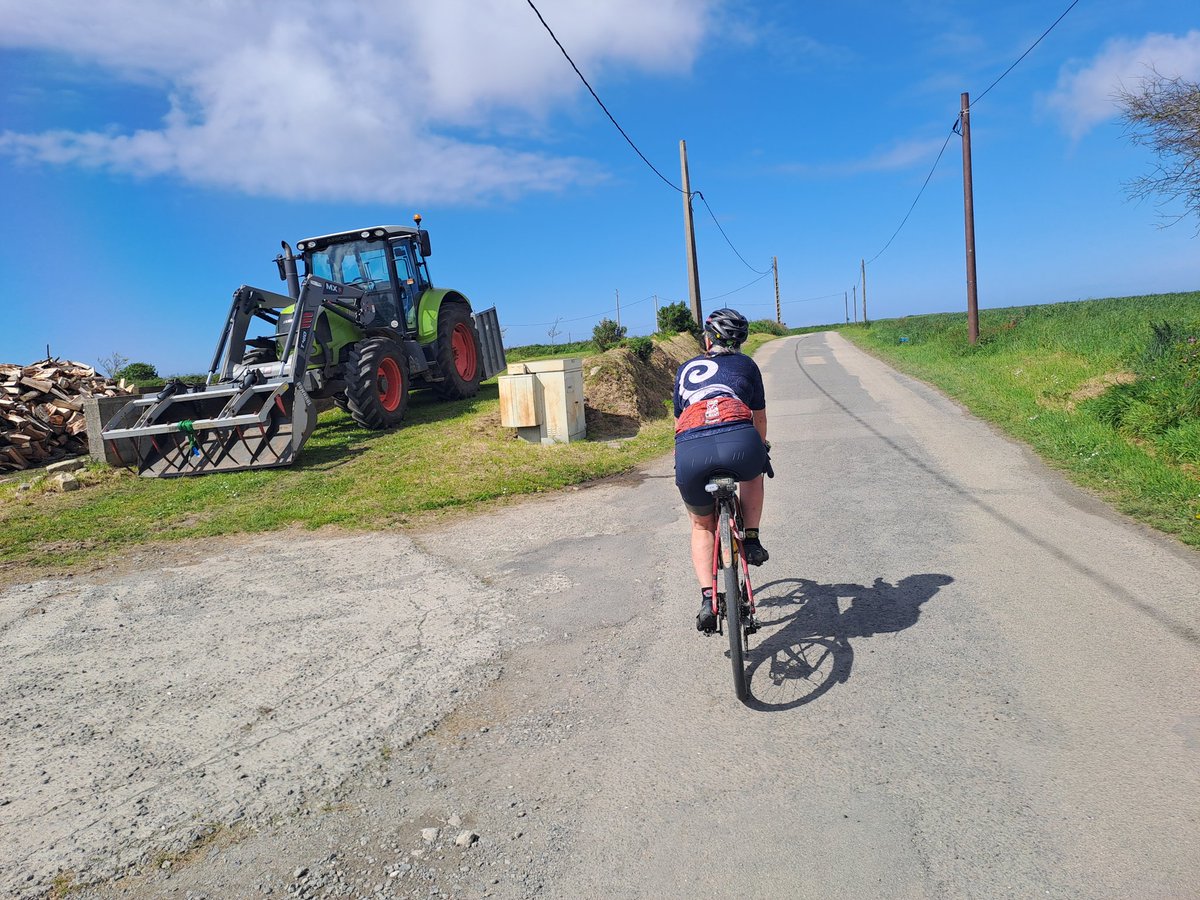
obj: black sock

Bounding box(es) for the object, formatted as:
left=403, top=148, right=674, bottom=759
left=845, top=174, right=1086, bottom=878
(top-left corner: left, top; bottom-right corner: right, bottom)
left=701, top=587, right=713, bottom=600
left=745, top=528, right=760, bottom=543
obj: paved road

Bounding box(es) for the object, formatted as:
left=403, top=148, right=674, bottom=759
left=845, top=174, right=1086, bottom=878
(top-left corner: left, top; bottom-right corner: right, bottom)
left=68, top=332, right=1199, bottom=898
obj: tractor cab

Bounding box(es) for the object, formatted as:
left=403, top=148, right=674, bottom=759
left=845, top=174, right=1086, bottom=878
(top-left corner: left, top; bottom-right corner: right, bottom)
left=293, top=225, right=433, bottom=336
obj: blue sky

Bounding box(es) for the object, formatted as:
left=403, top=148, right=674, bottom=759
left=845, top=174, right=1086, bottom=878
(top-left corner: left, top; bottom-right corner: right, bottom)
left=1, top=0, right=1198, bottom=374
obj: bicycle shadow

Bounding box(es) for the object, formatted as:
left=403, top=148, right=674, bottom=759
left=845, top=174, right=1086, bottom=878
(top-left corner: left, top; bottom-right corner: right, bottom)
left=742, top=573, right=954, bottom=711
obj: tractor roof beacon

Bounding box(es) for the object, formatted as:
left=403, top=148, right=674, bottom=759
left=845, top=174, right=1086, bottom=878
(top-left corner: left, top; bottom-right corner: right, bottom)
left=101, top=216, right=506, bottom=477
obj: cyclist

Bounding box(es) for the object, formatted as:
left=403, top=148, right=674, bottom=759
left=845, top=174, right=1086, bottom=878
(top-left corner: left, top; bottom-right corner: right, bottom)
left=673, top=307, right=770, bottom=633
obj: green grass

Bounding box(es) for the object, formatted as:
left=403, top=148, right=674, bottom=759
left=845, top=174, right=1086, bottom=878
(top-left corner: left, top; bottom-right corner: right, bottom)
left=0, top=384, right=673, bottom=579
left=839, top=291, right=1200, bottom=547
left=787, top=322, right=847, bottom=337
left=505, top=340, right=595, bottom=363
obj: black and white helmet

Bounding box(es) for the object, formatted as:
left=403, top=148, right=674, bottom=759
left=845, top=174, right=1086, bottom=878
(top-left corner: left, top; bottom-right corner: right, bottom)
left=704, top=307, right=749, bottom=348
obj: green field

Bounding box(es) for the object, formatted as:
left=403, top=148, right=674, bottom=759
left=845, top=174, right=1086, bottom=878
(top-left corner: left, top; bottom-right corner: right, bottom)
left=839, top=291, right=1200, bottom=547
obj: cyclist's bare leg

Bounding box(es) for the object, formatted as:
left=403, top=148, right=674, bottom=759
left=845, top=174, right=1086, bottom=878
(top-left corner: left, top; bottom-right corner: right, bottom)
left=738, top=475, right=764, bottom=528
left=688, top=509, right=717, bottom=588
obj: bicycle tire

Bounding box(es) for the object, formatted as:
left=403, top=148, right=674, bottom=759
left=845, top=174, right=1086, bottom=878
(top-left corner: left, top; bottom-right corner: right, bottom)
left=719, top=502, right=748, bottom=701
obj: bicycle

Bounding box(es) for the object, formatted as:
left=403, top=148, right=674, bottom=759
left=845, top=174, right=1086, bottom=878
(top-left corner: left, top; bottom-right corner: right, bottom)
left=704, top=475, right=761, bottom=702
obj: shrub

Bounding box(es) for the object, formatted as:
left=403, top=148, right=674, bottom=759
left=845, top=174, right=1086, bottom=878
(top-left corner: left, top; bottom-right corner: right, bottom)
left=626, top=336, right=653, bottom=361
left=748, top=319, right=787, bottom=336
left=657, top=301, right=700, bottom=337
left=118, top=362, right=159, bottom=383
left=593, top=318, right=627, bottom=351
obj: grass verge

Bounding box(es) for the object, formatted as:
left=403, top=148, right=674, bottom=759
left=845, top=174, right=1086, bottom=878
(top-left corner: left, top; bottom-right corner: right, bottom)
left=838, top=292, right=1200, bottom=547
left=0, top=384, right=673, bottom=581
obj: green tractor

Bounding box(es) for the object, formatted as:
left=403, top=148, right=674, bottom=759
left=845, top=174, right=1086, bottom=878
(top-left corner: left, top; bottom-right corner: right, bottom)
left=102, top=217, right=505, bottom=476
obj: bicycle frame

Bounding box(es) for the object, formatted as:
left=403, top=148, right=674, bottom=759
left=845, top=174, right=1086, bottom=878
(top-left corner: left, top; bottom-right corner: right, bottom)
left=708, top=488, right=758, bottom=625
left=706, top=477, right=758, bottom=701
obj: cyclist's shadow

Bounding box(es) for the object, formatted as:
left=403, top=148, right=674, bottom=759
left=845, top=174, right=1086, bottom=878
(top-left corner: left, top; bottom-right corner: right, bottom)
left=743, top=573, right=954, bottom=711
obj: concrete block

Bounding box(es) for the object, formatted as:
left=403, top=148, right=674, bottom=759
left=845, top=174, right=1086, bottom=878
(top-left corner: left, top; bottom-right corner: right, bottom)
left=46, top=458, right=86, bottom=474
left=84, top=394, right=139, bottom=466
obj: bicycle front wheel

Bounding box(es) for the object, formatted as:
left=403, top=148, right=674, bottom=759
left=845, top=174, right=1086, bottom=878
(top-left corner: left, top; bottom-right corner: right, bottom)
left=720, top=504, right=748, bottom=701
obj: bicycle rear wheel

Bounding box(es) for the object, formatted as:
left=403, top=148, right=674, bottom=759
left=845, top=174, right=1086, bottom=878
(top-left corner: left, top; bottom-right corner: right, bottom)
left=719, top=503, right=748, bottom=701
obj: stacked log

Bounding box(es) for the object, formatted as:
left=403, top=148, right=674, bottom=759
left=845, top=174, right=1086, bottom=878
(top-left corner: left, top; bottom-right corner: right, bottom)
left=0, top=359, right=135, bottom=472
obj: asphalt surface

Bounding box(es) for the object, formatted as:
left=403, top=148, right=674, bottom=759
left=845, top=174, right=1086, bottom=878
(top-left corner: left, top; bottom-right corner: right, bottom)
left=15, top=331, right=1199, bottom=898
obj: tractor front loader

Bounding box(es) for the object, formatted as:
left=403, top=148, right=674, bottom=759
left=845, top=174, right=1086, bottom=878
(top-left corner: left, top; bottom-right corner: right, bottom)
left=102, top=218, right=505, bottom=477
left=101, top=276, right=354, bottom=477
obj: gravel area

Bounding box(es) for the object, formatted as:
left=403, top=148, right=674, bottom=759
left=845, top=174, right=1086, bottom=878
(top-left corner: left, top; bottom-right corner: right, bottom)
left=0, top=530, right=515, bottom=897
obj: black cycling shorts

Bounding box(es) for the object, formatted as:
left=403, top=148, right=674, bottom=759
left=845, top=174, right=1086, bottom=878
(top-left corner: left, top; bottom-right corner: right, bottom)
left=674, top=422, right=767, bottom=515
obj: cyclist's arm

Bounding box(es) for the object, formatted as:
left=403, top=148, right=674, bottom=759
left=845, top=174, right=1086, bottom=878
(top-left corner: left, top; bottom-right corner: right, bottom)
left=752, top=407, right=767, bottom=442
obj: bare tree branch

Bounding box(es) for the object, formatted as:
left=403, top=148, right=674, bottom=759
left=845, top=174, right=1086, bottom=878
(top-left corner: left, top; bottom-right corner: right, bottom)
left=1115, top=67, right=1200, bottom=234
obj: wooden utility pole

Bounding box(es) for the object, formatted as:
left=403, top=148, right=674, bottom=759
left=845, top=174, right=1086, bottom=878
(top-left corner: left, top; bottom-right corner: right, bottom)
left=852, top=285, right=857, bottom=323
left=680, top=140, right=702, bottom=326
left=960, top=92, right=980, bottom=345
left=772, top=256, right=781, bottom=324
left=615, top=288, right=621, bottom=329
left=844, top=291, right=849, bottom=323
left=860, top=259, right=869, bottom=325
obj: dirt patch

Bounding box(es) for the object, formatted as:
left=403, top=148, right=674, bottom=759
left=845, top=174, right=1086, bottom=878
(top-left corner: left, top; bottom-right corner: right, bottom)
left=1067, top=372, right=1136, bottom=408
left=582, top=333, right=698, bottom=439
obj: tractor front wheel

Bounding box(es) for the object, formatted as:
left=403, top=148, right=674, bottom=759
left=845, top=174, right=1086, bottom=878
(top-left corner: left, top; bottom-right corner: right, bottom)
left=344, top=337, right=409, bottom=429
left=431, top=303, right=482, bottom=400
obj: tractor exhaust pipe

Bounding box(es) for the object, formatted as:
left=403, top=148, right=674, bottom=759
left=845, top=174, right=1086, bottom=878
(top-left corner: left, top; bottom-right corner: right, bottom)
left=279, top=241, right=301, bottom=300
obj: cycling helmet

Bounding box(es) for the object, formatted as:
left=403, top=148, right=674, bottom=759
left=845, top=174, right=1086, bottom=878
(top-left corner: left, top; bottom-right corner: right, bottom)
left=704, top=307, right=749, bottom=348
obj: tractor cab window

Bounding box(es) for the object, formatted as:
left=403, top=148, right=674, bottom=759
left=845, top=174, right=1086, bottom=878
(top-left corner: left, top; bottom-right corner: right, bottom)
left=392, top=241, right=419, bottom=331
left=308, top=239, right=401, bottom=329
left=310, top=240, right=389, bottom=287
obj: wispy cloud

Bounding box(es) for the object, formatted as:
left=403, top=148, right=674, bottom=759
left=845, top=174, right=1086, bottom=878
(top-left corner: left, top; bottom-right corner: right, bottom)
left=712, top=3, right=851, bottom=70
left=1044, top=30, right=1200, bottom=139
left=777, top=136, right=950, bottom=178
left=0, top=0, right=719, bottom=203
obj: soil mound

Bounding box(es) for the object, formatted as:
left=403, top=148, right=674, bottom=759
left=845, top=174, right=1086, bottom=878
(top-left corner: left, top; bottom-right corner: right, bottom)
left=583, top=333, right=699, bottom=439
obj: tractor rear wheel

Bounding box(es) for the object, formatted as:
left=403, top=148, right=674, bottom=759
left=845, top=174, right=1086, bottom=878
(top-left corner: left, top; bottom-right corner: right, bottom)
left=431, top=303, right=482, bottom=400
left=344, top=337, right=409, bottom=429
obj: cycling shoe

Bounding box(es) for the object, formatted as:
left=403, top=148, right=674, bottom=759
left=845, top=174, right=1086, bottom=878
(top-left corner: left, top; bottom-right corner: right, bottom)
left=743, top=539, right=769, bottom=566
left=697, top=592, right=718, bottom=633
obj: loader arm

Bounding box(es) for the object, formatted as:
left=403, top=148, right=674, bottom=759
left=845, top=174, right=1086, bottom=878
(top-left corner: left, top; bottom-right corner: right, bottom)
left=101, top=276, right=356, bottom=477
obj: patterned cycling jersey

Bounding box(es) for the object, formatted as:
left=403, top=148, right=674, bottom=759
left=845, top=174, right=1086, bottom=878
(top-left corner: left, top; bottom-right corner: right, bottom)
left=675, top=395, right=751, bottom=434
left=673, top=351, right=765, bottom=441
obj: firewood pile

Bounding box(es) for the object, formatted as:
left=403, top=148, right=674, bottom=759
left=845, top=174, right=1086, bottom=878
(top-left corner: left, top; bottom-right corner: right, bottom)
left=1, top=359, right=135, bottom=472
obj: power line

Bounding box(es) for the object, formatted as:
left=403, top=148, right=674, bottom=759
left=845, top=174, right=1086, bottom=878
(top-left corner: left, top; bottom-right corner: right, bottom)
left=971, top=0, right=1082, bottom=107
left=525, top=0, right=772, bottom=278
left=694, top=192, right=771, bottom=275
left=782, top=291, right=844, bottom=304
left=524, top=0, right=683, bottom=193
left=704, top=270, right=773, bottom=302
left=508, top=294, right=654, bottom=328
left=862, top=0, right=1083, bottom=266
left=866, top=125, right=958, bottom=264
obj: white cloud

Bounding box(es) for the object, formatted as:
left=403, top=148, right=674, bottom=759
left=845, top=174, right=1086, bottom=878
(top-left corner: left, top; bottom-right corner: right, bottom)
left=1045, top=30, right=1200, bottom=139
left=0, top=0, right=719, bottom=203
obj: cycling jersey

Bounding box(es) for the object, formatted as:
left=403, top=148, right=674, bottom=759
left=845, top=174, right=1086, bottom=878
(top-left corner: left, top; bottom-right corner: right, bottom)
left=673, top=351, right=765, bottom=442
